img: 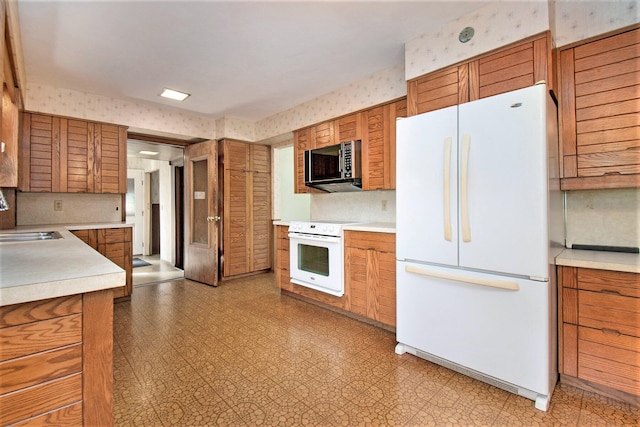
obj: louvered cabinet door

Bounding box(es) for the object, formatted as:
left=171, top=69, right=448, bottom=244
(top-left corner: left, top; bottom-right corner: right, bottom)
left=250, top=145, right=271, bottom=272
left=468, top=32, right=550, bottom=101
left=336, top=112, right=362, bottom=143
left=95, top=123, right=127, bottom=193
left=65, top=119, right=93, bottom=192
left=407, top=64, right=469, bottom=115
left=559, top=27, right=640, bottom=189
left=293, top=127, right=315, bottom=194
left=19, top=113, right=57, bottom=192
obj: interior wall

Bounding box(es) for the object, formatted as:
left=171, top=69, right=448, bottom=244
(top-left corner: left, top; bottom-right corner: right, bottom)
left=16, top=192, right=122, bottom=225
left=310, top=190, right=396, bottom=223
left=272, top=145, right=310, bottom=221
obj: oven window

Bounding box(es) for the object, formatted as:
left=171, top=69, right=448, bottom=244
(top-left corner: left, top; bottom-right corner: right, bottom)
left=297, top=244, right=330, bottom=276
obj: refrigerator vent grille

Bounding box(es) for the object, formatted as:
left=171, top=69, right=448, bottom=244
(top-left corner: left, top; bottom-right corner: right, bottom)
left=415, top=350, right=519, bottom=395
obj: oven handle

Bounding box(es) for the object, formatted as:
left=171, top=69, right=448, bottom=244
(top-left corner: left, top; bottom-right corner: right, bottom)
left=288, top=232, right=341, bottom=244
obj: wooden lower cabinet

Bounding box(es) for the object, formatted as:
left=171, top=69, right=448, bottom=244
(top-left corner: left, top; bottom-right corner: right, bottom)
left=276, top=225, right=397, bottom=328
left=558, top=266, right=640, bottom=405
left=71, top=227, right=132, bottom=298
left=0, top=289, right=114, bottom=426
left=344, top=231, right=396, bottom=328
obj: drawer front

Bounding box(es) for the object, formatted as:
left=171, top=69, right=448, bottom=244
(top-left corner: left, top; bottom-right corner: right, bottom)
left=276, top=225, right=289, bottom=240
left=0, top=344, right=83, bottom=395
left=579, top=290, right=640, bottom=337
left=11, top=401, right=83, bottom=427
left=105, top=242, right=125, bottom=258
left=104, top=227, right=126, bottom=243
left=578, top=326, right=640, bottom=396
left=0, top=314, right=82, bottom=362
left=0, top=373, right=82, bottom=426
left=345, top=231, right=395, bottom=253
left=578, top=268, right=640, bottom=298
left=0, top=295, right=82, bottom=328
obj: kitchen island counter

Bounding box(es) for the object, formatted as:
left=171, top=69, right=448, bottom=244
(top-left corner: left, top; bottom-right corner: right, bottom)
left=0, top=225, right=125, bottom=306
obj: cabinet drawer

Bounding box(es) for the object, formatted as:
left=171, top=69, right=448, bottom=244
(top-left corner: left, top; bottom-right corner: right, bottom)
left=105, top=242, right=125, bottom=258
left=578, top=290, right=640, bottom=337
left=276, top=226, right=289, bottom=239
left=104, top=228, right=126, bottom=243
left=11, top=401, right=83, bottom=427
left=578, top=326, right=640, bottom=396
left=0, top=344, right=82, bottom=394
left=577, top=268, right=640, bottom=298
left=0, top=314, right=82, bottom=362
left=345, top=231, right=395, bottom=253
left=0, top=373, right=82, bottom=426
left=0, top=295, right=82, bottom=328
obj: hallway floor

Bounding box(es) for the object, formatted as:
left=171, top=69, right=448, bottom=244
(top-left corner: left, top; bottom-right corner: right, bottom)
left=113, top=273, right=639, bottom=426
left=132, top=254, right=184, bottom=287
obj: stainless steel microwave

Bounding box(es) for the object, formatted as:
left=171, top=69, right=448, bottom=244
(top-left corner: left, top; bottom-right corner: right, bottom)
left=304, top=140, right=362, bottom=192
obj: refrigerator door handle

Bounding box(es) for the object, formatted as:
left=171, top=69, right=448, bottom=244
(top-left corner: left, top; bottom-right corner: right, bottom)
left=460, top=134, right=471, bottom=242
left=443, top=137, right=453, bottom=242
left=405, top=264, right=520, bottom=291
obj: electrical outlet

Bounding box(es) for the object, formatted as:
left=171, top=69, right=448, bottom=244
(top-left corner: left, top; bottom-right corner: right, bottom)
left=54, top=200, right=63, bottom=211
left=381, top=200, right=388, bottom=211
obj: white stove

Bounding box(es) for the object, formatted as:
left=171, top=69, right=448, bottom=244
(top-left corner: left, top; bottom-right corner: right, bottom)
left=287, top=220, right=358, bottom=296
left=288, top=220, right=356, bottom=237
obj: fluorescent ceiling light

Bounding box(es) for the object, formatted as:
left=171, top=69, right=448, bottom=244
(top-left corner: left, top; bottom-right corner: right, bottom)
left=160, top=88, right=190, bottom=101
left=139, top=150, right=159, bottom=156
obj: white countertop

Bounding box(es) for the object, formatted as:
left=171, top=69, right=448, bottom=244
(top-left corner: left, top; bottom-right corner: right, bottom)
left=0, top=225, right=126, bottom=306
left=555, top=248, right=640, bottom=274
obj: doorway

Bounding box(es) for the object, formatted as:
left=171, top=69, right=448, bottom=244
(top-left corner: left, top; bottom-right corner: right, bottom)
left=126, top=169, right=145, bottom=255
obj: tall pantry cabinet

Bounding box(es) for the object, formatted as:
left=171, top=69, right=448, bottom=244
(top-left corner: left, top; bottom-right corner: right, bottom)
left=218, top=139, right=271, bottom=279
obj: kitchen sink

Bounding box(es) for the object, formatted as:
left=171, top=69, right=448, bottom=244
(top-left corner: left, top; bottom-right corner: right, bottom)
left=0, top=231, right=63, bottom=242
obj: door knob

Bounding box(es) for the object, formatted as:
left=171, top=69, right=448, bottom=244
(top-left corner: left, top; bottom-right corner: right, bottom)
left=214, top=216, right=221, bottom=222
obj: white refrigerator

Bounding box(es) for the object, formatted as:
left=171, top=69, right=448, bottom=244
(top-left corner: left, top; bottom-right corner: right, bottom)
left=395, top=84, right=564, bottom=411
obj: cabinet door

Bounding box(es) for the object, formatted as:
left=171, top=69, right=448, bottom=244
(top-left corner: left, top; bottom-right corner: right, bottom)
left=94, top=123, right=127, bottom=193
left=313, top=121, right=335, bottom=148
left=407, top=64, right=468, bottom=116
left=468, top=33, right=550, bottom=101
left=362, top=105, right=389, bottom=191
left=335, top=112, right=362, bottom=143
left=559, top=27, right=640, bottom=189
left=250, top=146, right=271, bottom=272
left=293, top=127, right=314, bottom=194
left=65, top=119, right=93, bottom=192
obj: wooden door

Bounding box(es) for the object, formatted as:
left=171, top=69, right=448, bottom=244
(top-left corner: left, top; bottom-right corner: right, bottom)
left=184, top=140, right=218, bottom=286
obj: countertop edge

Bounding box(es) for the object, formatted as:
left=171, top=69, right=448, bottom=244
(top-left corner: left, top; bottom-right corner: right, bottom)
left=555, top=249, right=640, bottom=274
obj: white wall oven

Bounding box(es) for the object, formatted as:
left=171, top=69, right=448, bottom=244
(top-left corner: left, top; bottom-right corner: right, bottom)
left=288, top=220, right=351, bottom=297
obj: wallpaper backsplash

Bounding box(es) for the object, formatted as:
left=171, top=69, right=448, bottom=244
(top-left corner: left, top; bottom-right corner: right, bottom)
left=17, top=193, right=122, bottom=225
left=565, top=189, right=640, bottom=249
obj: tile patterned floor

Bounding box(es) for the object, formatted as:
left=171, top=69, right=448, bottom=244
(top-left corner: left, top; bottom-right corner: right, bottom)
left=113, top=273, right=639, bottom=426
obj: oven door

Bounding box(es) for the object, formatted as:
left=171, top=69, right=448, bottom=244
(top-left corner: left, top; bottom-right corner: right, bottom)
left=288, top=232, right=344, bottom=297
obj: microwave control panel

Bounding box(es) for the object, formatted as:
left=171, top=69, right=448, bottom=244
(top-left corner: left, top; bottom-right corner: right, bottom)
left=343, top=141, right=353, bottom=178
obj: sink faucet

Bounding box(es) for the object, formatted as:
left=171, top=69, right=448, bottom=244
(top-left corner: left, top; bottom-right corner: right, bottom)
left=0, top=189, right=9, bottom=211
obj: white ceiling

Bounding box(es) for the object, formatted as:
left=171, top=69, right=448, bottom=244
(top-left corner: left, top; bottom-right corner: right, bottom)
left=17, top=0, right=487, bottom=123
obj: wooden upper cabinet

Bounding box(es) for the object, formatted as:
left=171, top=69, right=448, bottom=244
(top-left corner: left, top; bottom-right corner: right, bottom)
left=362, top=98, right=407, bottom=190
left=313, top=121, right=335, bottom=149
left=293, top=126, right=315, bottom=194
left=407, top=32, right=552, bottom=116
left=407, top=64, right=469, bottom=115
left=0, top=2, right=19, bottom=189
left=19, top=113, right=128, bottom=193
left=335, top=112, right=362, bottom=143
left=468, top=32, right=551, bottom=101
left=558, top=26, right=640, bottom=190
left=94, top=123, right=127, bottom=193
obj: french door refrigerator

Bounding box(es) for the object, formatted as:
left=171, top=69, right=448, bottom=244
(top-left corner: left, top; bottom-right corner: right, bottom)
left=395, top=84, right=564, bottom=411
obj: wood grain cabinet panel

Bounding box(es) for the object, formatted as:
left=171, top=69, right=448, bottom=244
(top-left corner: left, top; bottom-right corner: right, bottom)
left=407, top=32, right=551, bottom=116
left=275, top=225, right=292, bottom=291
left=344, top=231, right=396, bottom=327
left=219, top=139, right=271, bottom=279
left=558, top=266, right=640, bottom=404
left=0, top=1, right=20, bottom=189
left=19, top=112, right=128, bottom=193
left=70, top=227, right=132, bottom=299
left=558, top=26, right=640, bottom=190
left=0, top=289, right=114, bottom=426
left=293, top=126, right=315, bottom=194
